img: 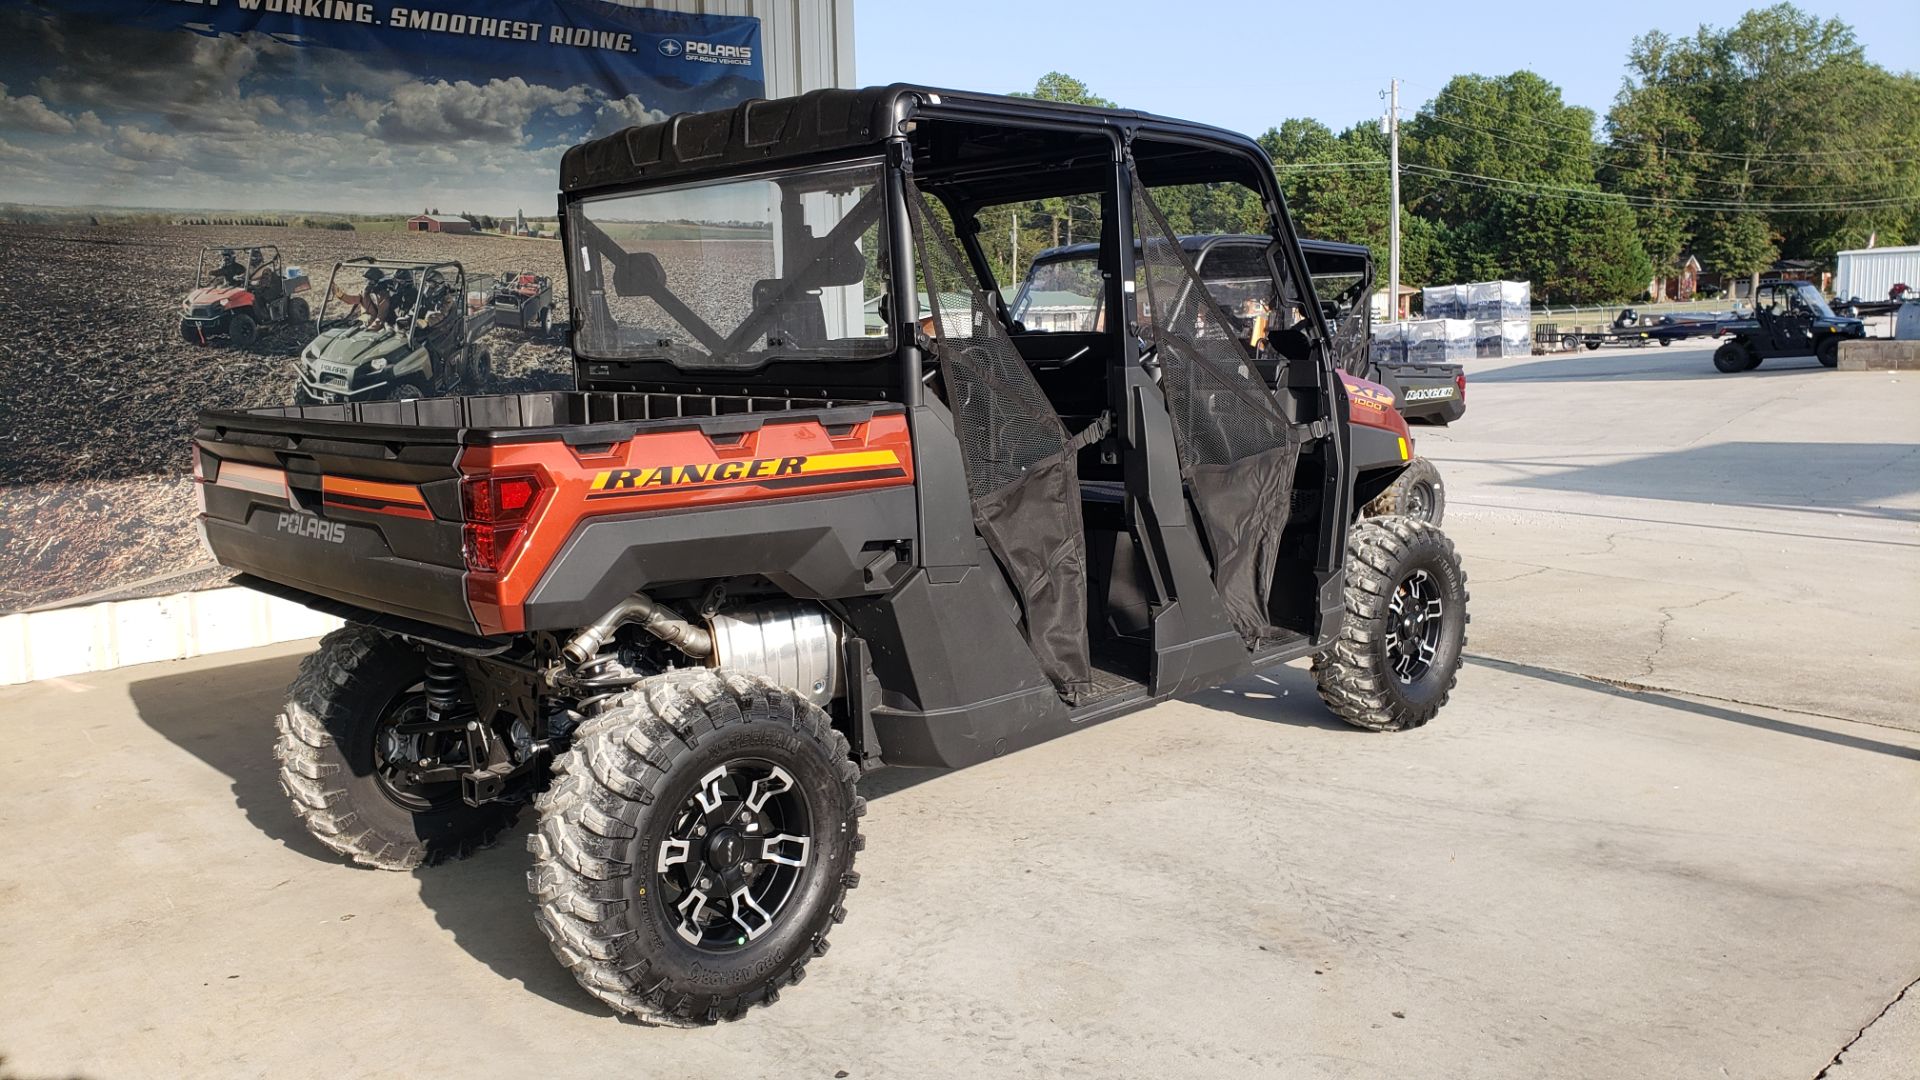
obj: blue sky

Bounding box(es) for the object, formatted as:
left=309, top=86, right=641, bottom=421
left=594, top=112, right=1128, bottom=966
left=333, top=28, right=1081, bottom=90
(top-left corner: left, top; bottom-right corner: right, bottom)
left=855, top=1, right=1920, bottom=136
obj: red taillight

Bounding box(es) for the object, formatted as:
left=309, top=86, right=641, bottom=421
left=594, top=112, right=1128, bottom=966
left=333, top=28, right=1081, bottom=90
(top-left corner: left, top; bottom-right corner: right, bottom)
left=461, top=473, right=545, bottom=574
left=1456, top=372, right=1467, bottom=399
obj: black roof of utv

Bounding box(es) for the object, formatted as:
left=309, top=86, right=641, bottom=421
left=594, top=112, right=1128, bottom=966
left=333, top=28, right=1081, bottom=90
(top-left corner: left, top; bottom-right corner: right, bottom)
left=560, top=83, right=1273, bottom=195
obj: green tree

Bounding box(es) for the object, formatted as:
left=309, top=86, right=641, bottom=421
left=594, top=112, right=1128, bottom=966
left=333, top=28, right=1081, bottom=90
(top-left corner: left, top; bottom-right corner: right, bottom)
left=1608, top=4, right=1920, bottom=293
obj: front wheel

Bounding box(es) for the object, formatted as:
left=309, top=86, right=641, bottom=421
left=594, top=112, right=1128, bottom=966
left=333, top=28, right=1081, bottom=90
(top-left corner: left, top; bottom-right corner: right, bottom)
left=1817, top=337, right=1841, bottom=368
left=1313, top=517, right=1469, bottom=732
left=1713, top=341, right=1756, bottom=373
left=1364, top=456, right=1446, bottom=526
left=276, top=625, right=523, bottom=869
left=228, top=312, right=258, bottom=348
left=529, top=669, right=864, bottom=1024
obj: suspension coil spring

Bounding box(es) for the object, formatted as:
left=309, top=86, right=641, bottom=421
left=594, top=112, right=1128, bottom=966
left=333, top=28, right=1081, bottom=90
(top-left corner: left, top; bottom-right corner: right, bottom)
left=423, top=654, right=466, bottom=719
left=573, top=654, right=644, bottom=715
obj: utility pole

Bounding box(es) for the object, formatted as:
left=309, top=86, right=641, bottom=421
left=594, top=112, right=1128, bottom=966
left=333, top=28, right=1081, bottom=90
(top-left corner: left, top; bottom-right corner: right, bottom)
left=1385, top=78, right=1402, bottom=323
left=1011, top=208, right=1019, bottom=285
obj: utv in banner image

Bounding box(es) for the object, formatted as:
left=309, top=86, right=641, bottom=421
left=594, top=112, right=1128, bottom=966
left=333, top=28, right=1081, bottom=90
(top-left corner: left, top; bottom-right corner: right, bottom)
left=291, top=257, right=494, bottom=403
left=487, top=269, right=557, bottom=338
left=191, top=86, right=1470, bottom=1024
left=178, top=244, right=310, bottom=347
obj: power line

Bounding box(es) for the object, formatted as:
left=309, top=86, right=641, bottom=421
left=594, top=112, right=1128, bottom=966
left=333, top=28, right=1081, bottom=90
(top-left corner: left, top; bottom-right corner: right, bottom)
left=1413, top=112, right=1920, bottom=198
left=1413, top=108, right=1920, bottom=171
left=1271, top=160, right=1388, bottom=171
left=1414, top=81, right=1920, bottom=163
left=1401, top=163, right=1918, bottom=213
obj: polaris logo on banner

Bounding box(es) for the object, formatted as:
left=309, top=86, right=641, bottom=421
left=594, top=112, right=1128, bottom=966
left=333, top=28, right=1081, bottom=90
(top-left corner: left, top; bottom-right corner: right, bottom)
left=664, top=39, right=753, bottom=66
left=277, top=512, right=346, bottom=545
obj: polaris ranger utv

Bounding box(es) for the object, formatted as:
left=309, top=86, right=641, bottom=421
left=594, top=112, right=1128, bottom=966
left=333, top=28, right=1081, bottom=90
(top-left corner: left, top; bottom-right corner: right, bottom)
left=1014, top=234, right=1455, bottom=523
left=178, top=244, right=310, bottom=347
left=192, top=85, right=1469, bottom=1024
left=1712, top=279, right=1866, bottom=372
left=291, top=258, right=494, bottom=404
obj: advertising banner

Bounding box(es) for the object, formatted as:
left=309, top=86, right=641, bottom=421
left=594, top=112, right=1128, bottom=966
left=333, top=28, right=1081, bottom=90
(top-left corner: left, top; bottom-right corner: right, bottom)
left=0, top=0, right=763, bottom=612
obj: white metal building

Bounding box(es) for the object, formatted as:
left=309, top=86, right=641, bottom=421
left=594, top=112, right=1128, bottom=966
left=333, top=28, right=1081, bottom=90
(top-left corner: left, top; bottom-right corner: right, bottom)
left=1833, top=245, right=1920, bottom=301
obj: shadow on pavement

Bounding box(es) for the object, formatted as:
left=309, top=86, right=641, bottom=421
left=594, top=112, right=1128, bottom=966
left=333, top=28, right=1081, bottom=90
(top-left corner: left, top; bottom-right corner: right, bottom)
left=1466, top=654, right=1920, bottom=761
left=129, top=652, right=946, bottom=1018
left=1482, top=441, right=1920, bottom=522
left=1471, top=351, right=1827, bottom=384
left=1188, top=663, right=1355, bottom=731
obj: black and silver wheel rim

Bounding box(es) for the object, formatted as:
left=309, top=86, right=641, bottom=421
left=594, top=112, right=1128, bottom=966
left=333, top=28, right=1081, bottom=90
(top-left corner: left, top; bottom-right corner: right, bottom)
left=655, top=761, right=813, bottom=951
left=1384, top=569, right=1445, bottom=683
left=371, top=688, right=465, bottom=812
left=1406, top=481, right=1435, bottom=522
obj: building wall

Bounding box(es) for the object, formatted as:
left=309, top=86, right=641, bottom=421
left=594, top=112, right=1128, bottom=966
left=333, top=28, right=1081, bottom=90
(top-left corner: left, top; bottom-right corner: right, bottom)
left=612, top=0, right=856, bottom=97
left=1835, top=247, right=1920, bottom=301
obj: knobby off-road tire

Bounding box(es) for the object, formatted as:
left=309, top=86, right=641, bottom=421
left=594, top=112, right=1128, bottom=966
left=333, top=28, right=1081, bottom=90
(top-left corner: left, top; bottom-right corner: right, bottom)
left=276, top=625, right=522, bottom=870
left=1313, top=517, right=1469, bottom=732
left=1817, top=336, right=1841, bottom=368
left=1713, top=341, right=1757, bottom=373
left=528, top=668, right=864, bottom=1024
left=1364, top=456, right=1446, bottom=526
left=228, top=313, right=258, bottom=348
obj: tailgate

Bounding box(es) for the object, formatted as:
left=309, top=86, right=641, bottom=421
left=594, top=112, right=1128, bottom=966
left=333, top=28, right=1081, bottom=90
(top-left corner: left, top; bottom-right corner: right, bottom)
left=1380, top=361, right=1463, bottom=415
left=193, top=405, right=476, bottom=633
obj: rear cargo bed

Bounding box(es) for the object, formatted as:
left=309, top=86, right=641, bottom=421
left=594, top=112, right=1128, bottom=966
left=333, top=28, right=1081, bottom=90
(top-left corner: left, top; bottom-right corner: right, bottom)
left=194, top=391, right=909, bottom=638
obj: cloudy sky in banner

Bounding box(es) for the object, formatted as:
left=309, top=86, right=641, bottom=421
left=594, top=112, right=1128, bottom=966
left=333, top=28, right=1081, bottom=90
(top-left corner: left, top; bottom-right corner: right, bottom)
left=0, top=5, right=760, bottom=215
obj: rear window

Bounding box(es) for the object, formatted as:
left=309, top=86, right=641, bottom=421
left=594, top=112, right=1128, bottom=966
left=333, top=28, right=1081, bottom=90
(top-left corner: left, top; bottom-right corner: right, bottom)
left=570, top=161, right=891, bottom=369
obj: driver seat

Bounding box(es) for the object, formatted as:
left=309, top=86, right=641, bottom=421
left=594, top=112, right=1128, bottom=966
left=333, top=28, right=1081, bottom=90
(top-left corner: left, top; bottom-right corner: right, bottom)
left=751, top=278, right=826, bottom=348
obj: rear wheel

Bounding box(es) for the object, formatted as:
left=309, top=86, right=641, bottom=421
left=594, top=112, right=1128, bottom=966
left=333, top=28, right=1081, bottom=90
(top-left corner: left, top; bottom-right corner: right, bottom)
left=287, top=297, right=310, bottom=326
left=1817, top=337, right=1841, bottom=368
left=276, top=625, right=522, bottom=870
left=529, top=668, right=863, bottom=1024
left=1313, top=517, right=1468, bottom=732
left=1365, top=456, right=1446, bottom=526
left=229, top=313, right=258, bottom=348
left=1713, top=341, right=1756, bottom=373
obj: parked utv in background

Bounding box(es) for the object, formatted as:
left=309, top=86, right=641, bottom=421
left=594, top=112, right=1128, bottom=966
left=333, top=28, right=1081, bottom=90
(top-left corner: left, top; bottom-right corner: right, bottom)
left=1713, top=279, right=1866, bottom=372
left=292, top=257, right=494, bottom=403
left=488, top=269, right=557, bottom=337
left=179, top=244, right=310, bottom=347
left=193, top=85, right=1470, bottom=1025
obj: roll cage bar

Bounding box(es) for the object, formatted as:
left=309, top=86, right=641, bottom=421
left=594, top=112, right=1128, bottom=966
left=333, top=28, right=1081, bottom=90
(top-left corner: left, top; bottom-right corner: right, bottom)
left=317, top=256, right=469, bottom=339
left=557, top=84, right=1336, bottom=403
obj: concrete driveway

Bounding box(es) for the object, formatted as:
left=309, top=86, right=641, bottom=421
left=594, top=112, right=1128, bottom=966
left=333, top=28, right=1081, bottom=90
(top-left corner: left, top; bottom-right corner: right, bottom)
left=1, top=342, right=1915, bottom=1080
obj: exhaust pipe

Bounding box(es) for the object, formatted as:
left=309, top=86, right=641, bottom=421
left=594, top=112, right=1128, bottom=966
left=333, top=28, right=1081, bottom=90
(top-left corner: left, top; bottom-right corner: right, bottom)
left=561, top=592, right=712, bottom=664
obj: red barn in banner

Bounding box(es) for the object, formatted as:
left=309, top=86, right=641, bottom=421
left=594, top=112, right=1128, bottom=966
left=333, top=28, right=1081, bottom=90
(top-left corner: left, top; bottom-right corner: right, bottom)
left=407, top=213, right=472, bottom=234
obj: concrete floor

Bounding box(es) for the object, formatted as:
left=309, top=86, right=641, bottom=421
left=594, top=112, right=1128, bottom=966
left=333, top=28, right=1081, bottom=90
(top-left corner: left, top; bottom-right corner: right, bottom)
left=2, top=343, right=1917, bottom=1080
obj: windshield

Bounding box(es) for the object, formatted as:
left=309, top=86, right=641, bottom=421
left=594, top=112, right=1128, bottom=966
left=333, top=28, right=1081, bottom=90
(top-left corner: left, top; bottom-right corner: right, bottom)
left=1010, top=253, right=1103, bottom=331
left=570, top=162, right=891, bottom=368
left=1013, top=243, right=1294, bottom=333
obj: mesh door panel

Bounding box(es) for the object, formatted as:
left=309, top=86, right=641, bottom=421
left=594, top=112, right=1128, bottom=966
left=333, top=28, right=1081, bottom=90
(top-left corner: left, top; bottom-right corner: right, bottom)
left=1130, top=168, right=1302, bottom=644
left=1130, top=172, right=1296, bottom=468
left=905, top=181, right=1070, bottom=500
left=904, top=179, right=1092, bottom=700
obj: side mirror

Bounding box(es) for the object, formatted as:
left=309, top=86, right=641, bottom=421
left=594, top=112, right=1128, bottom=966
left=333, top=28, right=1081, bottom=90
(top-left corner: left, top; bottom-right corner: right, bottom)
left=612, top=251, right=667, bottom=297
